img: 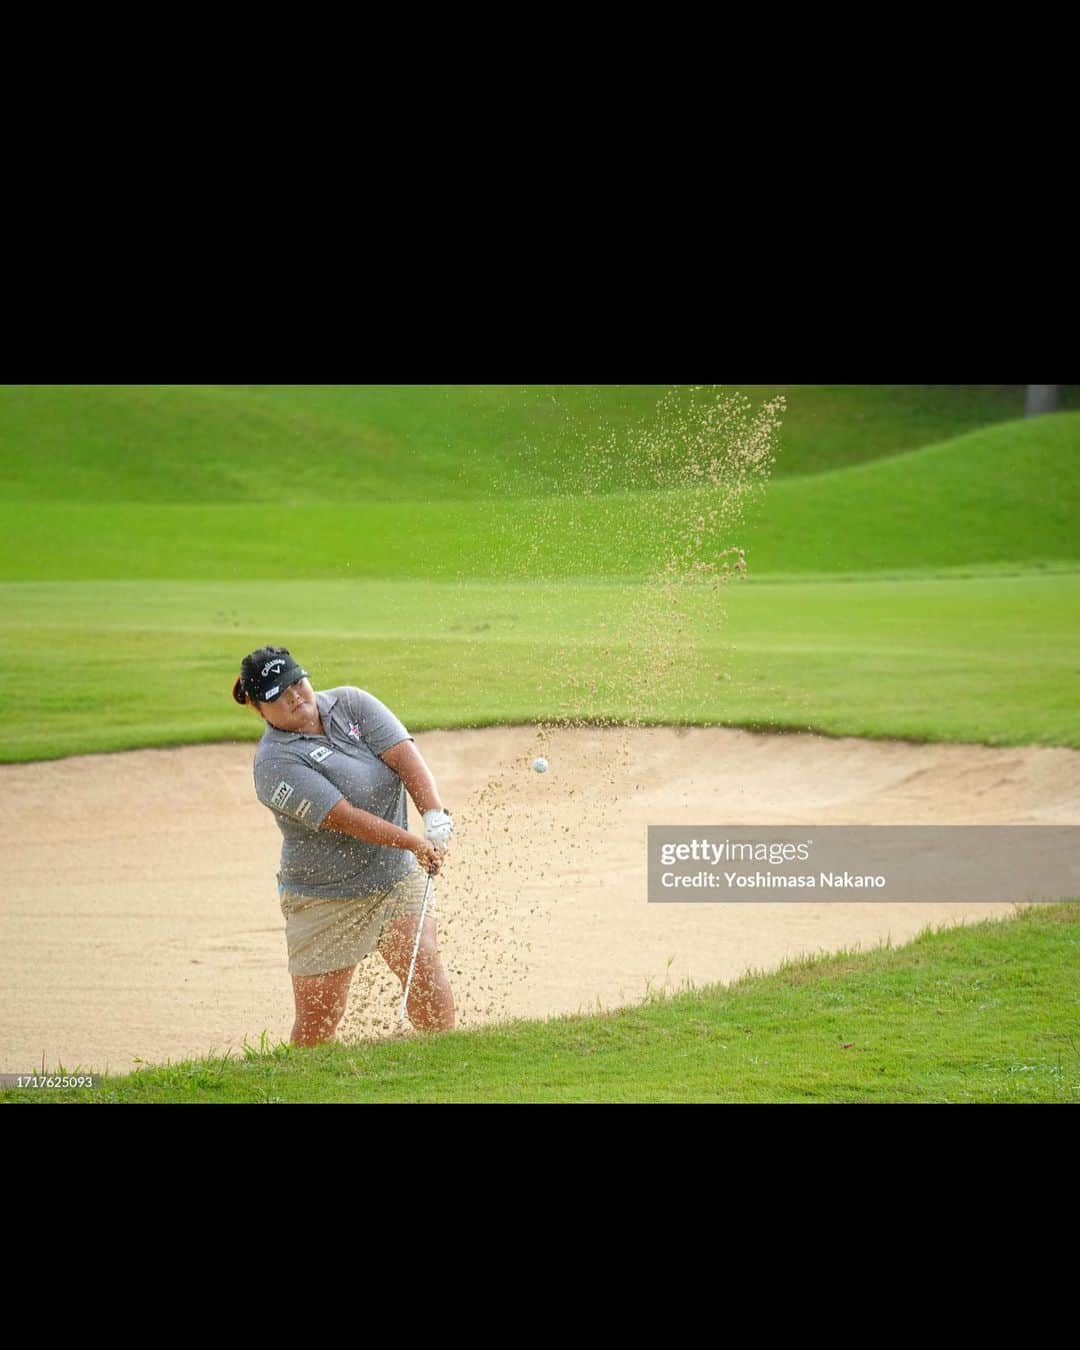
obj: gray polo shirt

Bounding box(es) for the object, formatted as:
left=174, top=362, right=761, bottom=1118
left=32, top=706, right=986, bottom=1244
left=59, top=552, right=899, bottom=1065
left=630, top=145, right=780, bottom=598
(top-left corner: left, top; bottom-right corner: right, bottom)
left=253, top=686, right=421, bottom=898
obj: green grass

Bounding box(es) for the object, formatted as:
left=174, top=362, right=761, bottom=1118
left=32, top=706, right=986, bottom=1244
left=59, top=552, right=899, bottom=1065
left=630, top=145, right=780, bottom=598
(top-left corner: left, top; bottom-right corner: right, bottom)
left=740, top=413, right=1080, bottom=573
left=3, top=387, right=1077, bottom=758
left=3, top=413, right=1077, bottom=582
left=3, top=572, right=1078, bottom=761
left=6, top=902, right=1077, bottom=1103
left=4, top=384, right=1073, bottom=504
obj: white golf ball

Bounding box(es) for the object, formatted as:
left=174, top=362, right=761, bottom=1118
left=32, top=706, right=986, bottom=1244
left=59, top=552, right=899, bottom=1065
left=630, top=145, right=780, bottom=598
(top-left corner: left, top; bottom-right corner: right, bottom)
left=532, top=756, right=549, bottom=773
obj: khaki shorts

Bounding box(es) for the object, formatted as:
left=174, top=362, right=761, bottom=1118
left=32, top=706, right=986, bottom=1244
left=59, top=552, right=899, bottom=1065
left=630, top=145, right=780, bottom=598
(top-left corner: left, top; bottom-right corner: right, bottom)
left=278, top=868, right=434, bottom=978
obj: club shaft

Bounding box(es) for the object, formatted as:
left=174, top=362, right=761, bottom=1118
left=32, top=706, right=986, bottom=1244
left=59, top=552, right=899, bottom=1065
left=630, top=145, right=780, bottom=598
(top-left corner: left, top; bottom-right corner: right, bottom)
left=398, top=871, right=434, bottom=1025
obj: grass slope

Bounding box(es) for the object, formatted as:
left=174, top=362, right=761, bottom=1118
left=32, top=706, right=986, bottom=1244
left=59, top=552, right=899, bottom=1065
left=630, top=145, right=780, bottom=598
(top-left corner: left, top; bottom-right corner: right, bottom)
left=740, top=412, right=1080, bottom=573
left=2, top=414, right=1077, bottom=582
left=5, top=903, right=1077, bottom=1103
left=3, top=572, right=1078, bottom=761
left=3, top=384, right=1075, bottom=503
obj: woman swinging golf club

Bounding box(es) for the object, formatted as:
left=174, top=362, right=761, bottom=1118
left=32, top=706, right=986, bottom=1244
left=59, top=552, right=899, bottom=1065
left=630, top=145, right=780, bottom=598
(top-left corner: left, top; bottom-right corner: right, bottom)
left=233, top=645, right=455, bottom=1046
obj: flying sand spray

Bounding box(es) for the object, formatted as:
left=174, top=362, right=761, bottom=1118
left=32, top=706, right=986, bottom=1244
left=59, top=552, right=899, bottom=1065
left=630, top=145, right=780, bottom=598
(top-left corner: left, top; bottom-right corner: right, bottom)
left=339, top=387, right=784, bottom=1042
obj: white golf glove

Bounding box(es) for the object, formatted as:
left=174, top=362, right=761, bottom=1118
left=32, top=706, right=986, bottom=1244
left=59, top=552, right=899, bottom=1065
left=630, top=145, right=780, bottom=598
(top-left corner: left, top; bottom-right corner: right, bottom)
left=423, top=808, right=454, bottom=851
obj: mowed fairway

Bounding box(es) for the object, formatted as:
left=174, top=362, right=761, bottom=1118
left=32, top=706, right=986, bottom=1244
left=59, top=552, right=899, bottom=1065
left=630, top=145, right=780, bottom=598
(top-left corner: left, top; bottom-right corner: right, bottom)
left=2, top=571, right=1078, bottom=761
left=1, top=385, right=1079, bottom=761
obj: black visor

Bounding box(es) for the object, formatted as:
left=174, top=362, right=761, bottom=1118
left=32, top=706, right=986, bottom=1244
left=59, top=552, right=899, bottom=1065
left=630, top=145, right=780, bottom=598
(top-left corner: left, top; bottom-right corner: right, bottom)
left=248, top=655, right=309, bottom=703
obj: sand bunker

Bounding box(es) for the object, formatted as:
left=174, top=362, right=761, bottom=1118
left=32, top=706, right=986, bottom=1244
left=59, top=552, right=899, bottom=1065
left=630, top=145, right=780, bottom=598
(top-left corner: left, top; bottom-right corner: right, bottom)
left=4, top=725, right=1079, bottom=1076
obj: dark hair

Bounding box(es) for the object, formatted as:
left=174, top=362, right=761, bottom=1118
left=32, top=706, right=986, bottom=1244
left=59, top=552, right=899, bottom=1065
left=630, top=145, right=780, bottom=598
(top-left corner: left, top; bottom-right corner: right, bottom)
left=232, top=645, right=293, bottom=707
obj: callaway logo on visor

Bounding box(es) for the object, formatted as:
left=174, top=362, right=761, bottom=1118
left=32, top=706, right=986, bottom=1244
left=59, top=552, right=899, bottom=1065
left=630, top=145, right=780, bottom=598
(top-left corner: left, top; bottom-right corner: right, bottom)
left=250, top=654, right=307, bottom=701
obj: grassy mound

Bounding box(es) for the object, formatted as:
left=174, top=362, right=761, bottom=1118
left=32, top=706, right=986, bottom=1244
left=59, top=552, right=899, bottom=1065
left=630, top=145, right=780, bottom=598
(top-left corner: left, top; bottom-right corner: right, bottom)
left=2, top=410, right=1077, bottom=582
left=3, top=384, right=1074, bottom=503
left=6, top=902, right=1076, bottom=1103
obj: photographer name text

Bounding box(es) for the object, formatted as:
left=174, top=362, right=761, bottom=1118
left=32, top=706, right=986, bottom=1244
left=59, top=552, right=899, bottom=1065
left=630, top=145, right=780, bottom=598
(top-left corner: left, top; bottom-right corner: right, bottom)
left=658, top=838, right=883, bottom=889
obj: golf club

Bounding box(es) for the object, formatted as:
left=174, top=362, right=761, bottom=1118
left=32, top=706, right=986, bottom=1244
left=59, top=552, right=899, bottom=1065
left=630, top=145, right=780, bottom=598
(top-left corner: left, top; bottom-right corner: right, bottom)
left=398, top=869, right=434, bottom=1027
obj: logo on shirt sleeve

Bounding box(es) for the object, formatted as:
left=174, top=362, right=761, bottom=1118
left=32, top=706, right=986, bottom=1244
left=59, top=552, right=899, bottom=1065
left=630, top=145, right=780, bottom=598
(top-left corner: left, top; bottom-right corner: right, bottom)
left=270, top=780, right=295, bottom=809
left=296, top=799, right=313, bottom=819
left=309, top=746, right=334, bottom=762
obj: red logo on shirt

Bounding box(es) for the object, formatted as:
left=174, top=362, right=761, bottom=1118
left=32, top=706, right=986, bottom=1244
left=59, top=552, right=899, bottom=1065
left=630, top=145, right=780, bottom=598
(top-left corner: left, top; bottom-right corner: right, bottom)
left=347, top=722, right=362, bottom=741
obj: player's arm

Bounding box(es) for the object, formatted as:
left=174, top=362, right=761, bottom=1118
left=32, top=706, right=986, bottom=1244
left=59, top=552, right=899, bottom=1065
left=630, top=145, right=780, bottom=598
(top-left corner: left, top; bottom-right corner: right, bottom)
left=320, top=800, right=441, bottom=873
left=380, top=739, right=443, bottom=813
left=348, top=688, right=454, bottom=850
left=320, top=798, right=424, bottom=850
left=381, top=740, right=455, bottom=852
left=256, top=754, right=441, bottom=872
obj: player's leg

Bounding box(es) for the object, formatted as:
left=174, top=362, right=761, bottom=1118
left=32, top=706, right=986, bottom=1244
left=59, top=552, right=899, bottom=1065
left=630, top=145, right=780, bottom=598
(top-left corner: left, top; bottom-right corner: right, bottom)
left=378, top=912, right=455, bottom=1032
left=290, top=965, right=356, bottom=1046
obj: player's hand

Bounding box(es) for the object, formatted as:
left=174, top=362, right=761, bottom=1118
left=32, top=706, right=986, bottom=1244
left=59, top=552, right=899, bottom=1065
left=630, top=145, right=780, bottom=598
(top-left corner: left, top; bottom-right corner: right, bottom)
left=413, top=838, right=444, bottom=875
left=423, top=808, right=454, bottom=852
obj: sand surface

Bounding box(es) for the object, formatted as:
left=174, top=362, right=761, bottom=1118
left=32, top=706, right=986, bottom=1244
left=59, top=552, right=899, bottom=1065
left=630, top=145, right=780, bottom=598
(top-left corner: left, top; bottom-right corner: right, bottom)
left=4, top=725, right=1079, bottom=1076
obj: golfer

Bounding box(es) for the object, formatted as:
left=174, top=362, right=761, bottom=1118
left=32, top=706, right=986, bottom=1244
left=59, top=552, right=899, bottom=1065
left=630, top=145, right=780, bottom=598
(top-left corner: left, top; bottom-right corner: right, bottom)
left=232, top=645, right=455, bottom=1046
